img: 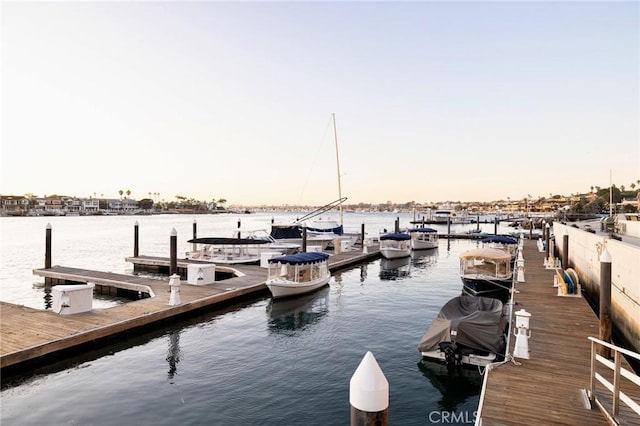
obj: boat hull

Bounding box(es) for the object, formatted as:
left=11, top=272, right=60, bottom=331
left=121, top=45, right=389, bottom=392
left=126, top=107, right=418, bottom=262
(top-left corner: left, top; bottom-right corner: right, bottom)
left=411, top=240, right=438, bottom=250
left=460, top=276, right=513, bottom=300
left=420, top=349, right=497, bottom=367
left=266, top=276, right=331, bottom=299
left=380, top=247, right=411, bottom=259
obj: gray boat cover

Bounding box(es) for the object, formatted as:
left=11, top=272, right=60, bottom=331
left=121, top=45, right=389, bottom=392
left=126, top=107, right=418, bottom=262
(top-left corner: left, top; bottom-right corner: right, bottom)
left=418, top=295, right=506, bottom=354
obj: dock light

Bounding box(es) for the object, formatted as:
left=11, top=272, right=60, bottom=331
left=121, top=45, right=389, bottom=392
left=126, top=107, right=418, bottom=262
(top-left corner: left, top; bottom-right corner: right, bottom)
left=513, top=309, right=531, bottom=359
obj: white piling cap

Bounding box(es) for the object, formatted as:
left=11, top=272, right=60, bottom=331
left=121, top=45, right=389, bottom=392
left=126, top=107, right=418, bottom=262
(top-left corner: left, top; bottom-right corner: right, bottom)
left=46, top=223, right=52, bottom=229
left=171, top=227, right=177, bottom=236
left=135, top=220, right=139, bottom=226
left=349, top=351, right=389, bottom=412
left=600, top=248, right=612, bottom=263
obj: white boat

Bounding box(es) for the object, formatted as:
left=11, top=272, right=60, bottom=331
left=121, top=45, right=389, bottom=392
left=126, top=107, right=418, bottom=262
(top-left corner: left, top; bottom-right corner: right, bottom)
left=186, top=237, right=269, bottom=264
left=266, top=252, right=331, bottom=299
left=269, top=224, right=336, bottom=251
left=418, top=295, right=508, bottom=367
left=379, top=232, right=411, bottom=259
left=408, top=227, right=439, bottom=250
left=232, top=228, right=300, bottom=255
left=459, top=247, right=513, bottom=301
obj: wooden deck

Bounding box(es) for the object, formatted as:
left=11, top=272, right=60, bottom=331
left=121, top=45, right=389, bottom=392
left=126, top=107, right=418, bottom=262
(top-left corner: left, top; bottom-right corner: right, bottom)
left=477, top=239, right=640, bottom=425
left=0, top=247, right=379, bottom=371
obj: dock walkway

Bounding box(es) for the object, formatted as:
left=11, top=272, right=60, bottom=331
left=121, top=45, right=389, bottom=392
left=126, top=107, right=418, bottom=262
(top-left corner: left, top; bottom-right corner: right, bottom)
left=477, top=239, right=639, bottom=425
left=1, top=247, right=379, bottom=371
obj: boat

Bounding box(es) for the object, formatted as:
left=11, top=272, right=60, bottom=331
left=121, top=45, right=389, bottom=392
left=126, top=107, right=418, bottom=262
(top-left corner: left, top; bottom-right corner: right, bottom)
left=459, top=247, right=513, bottom=301
left=269, top=224, right=336, bottom=251
left=266, top=252, right=331, bottom=299
left=232, top=228, right=301, bottom=255
left=408, top=227, right=439, bottom=250
left=418, top=295, right=508, bottom=367
left=379, top=232, right=411, bottom=259
left=186, top=237, right=270, bottom=264
left=479, top=234, right=518, bottom=262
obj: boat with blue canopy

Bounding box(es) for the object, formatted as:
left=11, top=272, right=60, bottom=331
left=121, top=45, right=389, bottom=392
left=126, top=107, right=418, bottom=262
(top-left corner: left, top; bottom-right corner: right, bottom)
left=266, top=252, right=331, bottom=299
left=379, top=232, right=412, bottom=259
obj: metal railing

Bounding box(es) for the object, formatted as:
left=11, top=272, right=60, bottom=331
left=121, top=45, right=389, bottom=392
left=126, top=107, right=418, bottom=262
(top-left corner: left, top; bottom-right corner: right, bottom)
left=588, top=336, right=640, bottom=424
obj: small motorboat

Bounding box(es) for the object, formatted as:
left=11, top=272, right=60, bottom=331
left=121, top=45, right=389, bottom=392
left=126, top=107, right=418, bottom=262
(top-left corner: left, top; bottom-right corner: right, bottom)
left=408, top=227, right=439, bottom=250
left=266, top=252, right=331, bottom=299
left=186, top=237, right=269, bottom=264
left=379, top=232, right=411, bottom=259
left=459, top=247, right=513, bottom=301
left=418, top=295, right=508, bottom=367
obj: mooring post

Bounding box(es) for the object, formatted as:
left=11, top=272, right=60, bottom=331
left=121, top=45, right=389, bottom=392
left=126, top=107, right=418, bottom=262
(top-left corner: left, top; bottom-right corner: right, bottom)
left=599, top=249, right=612, bottom=358
left=237, top=218, right=241, bottom=238
left=361, top=222, right=365, bottom=247
left=395, top=217, right=399, bottom=233
left=192, top=219, right=197, bottom=251
left=350, top=351, right=388, bottom=426
left=302, top=226, right=307, bottom=252
left=45, top=223, right=52, bottom=269
left=134, top=221, right=139, bottom=257
left=562, top=231, right=569, bottom=270
left=494, top=217, right=498, bottom=234
left=476, top=215, right=480, bottom=232
left=447, top=216, right=451, bottom=235
left=170, top=228, right=177, bottom=276
left=545, top=223, right=551, bottom=260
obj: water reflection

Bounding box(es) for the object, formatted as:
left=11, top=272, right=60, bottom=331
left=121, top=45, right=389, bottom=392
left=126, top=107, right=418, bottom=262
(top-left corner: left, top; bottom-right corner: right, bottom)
left=379, top=257, right=411, bottom=280
left=410, top=249, right=438, bottom=269
left=266, top=286, right=329, bottom=333
left=166, top=331, right=181, bottom=382
left=417, top=358, right=482, bottom=412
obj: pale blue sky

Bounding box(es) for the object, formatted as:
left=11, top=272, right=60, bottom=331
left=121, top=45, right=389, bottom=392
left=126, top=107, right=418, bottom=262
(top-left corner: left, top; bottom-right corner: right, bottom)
left=1, top=1, right=638, bottom=206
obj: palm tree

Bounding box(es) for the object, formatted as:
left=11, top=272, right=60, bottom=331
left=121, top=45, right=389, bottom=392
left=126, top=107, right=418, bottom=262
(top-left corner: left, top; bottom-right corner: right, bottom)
left=118, top=190, right=124, bottom=199
left=126, top=189, right=131, bottom=199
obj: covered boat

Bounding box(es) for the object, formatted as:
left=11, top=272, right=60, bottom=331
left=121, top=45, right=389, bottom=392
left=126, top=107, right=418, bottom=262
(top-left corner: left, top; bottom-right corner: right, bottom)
left=379, top=232, right=411, bottom=259
left=459, top=247, right=513, bottom=301
left=418, top=295, right=508, bottom=367
left=186, top=237, right=269, bottom=264
left=266, top=252, right=331, bottom=299
left=480, top=235, right=518, bottom=262
left=408, top=227, right=439, bottom=250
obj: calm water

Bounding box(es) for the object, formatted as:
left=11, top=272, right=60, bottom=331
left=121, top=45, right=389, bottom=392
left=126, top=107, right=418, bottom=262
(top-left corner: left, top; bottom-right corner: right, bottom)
left=0, top=213, right=514, bottom=425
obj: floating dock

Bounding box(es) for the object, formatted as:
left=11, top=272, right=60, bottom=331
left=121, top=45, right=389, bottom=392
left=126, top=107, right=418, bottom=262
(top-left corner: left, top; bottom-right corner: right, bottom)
left=0, top=246, right=379, bottom=372
left=476, top=238, right=640, bottom=425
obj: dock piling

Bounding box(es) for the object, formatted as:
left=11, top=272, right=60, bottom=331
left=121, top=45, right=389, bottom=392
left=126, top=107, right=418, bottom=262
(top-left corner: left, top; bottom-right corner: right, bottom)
left=562, top=231, right=569, bottom=271
left=350, top=351, right=388, bottom=426
left=134, top=221, right=139, bottom=257
left=170, top=228, right=177, bottom=276
left=599, top=249, right=612, bottom=358
left=193, top=219, right=197, bottom=251
left=45, top=223, right=52, bottom=269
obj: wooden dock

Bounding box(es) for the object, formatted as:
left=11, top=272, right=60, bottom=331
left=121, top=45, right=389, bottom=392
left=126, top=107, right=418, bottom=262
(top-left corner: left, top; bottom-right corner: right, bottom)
left=477, top=239, right=640, bottom=425
left=0, top=247, right=379, bottom=372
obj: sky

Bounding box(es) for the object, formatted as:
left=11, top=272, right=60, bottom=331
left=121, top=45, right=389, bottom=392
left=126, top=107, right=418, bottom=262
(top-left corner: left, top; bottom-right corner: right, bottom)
left=1, top=1, right=638, bottom=206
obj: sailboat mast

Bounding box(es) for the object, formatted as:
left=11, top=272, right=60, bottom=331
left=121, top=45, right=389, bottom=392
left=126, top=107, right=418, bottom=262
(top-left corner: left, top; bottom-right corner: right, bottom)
left=332, top=113, right=343, bottom=227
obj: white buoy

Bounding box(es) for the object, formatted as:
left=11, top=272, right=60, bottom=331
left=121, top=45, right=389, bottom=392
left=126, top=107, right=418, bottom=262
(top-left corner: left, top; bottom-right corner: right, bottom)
left=350, top=351, right=388, bottom=425
left=168, top=273, right=181, bottom=305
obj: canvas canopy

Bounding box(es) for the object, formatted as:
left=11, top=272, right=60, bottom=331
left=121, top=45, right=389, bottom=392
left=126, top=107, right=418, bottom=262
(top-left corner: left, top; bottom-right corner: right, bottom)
left=380, top=232, right=411, bottom=241
left=418, top=295, right=506, bottom=354
left=409, top=227, right=437, bottom=233
left=268, top=252, right=329, bottom=265
left=459, top=247, right=511, bottom=262
left=480, top=235, right=518, bottom=245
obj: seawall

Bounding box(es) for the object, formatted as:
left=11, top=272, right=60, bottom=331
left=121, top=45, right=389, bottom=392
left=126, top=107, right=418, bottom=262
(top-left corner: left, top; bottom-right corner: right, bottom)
left=553, top=221, right=639, bottom=353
